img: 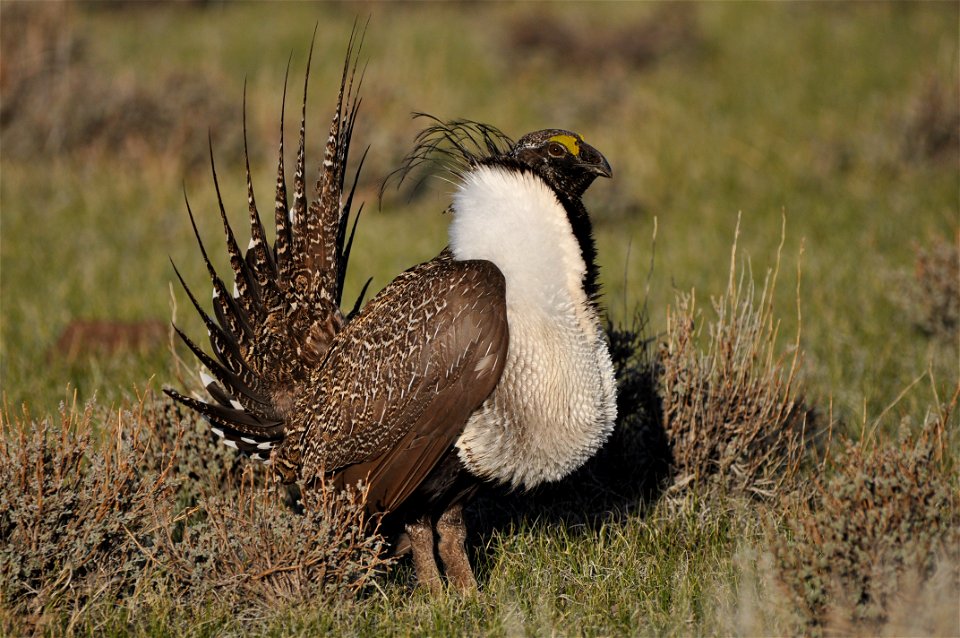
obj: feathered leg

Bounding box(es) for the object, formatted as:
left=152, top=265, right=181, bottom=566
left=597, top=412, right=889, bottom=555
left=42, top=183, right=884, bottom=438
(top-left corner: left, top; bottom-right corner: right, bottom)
left=405, top=515, right=442, bottom=594
left=436, top=502, right=477, bottom=594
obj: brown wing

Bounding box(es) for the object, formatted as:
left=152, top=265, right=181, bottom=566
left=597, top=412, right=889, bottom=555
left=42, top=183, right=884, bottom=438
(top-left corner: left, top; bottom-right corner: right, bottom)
left=279, top=254, right=508, bottom=512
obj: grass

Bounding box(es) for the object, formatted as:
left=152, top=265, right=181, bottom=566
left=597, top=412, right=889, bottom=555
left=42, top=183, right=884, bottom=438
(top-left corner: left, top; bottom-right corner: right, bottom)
left=1, top=2, right=957, bottom=635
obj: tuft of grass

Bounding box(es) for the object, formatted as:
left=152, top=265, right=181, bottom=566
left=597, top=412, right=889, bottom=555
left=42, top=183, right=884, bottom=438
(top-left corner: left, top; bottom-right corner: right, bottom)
left=660, top=222, right=811, bottom=497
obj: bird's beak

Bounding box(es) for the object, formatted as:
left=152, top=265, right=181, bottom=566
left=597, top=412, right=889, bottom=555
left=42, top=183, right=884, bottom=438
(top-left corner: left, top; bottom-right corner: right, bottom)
left=579, top=142, right=613, bottom=179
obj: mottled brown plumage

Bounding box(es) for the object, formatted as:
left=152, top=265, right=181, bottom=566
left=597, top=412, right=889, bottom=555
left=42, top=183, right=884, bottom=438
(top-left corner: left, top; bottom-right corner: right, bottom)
left=281, top=251, right=508, bottom=513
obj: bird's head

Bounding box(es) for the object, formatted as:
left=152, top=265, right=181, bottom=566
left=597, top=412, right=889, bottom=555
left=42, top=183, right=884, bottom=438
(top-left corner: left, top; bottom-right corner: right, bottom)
left=383, top=118, right=612, bottom=203
left=505, top=129, right=612, bottom=200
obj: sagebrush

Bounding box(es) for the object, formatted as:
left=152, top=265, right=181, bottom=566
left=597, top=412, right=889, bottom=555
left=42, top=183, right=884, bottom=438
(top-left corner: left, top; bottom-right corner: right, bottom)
left=772, top=388, right=959, bottom=636
left=904, top=234, right=960, bottom=339
left=0, top=392, right=391, bottom=635
left=0, top=396, right=174, bottom=630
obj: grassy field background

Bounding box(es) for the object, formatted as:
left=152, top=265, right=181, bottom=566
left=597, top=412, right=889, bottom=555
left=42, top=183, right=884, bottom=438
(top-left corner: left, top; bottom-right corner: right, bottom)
left=1, top=2, right=957, bottom=636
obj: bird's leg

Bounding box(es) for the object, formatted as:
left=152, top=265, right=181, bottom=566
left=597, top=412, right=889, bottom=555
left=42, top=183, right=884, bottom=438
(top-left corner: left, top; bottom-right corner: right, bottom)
left=405, top=514, right=442, bottom=594
left=436, top=502, right=478, bottom=594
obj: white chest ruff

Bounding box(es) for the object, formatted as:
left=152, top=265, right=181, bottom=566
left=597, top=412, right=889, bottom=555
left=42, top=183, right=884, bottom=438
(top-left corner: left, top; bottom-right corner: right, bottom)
left=448, top=166, right=617, bottom=489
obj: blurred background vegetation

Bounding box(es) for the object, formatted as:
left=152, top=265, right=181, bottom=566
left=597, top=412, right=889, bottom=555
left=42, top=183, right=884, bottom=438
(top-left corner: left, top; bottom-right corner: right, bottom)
left=1, top=1, right=956, bottom=436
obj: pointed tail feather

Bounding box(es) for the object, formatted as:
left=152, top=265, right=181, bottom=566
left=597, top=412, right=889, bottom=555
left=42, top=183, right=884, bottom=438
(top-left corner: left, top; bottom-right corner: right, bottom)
left=241, top=81, right=281, bottom=311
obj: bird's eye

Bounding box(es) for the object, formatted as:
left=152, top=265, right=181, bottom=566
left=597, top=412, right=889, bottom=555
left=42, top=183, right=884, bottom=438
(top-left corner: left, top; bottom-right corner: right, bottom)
left=547, top=142, right=566, bottom=157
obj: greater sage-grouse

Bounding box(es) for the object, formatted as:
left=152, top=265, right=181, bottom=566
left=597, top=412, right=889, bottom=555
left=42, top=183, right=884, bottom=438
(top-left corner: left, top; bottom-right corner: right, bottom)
left=165, top=34, right=617, bottom=594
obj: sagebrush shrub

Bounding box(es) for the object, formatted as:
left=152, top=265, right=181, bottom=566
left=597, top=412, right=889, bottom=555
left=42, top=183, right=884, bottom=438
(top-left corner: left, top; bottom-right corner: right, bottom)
left=0, top=396, right=174, bottom=620
left=906, top=234, right=959, bottom=340
left=772, top=399, right=959, bottom=635
left=137, top=398, right=259, bottom=509
left=156, top=476, right=389, bottom=608
left=135, top=394, right=393, bottom=607
left=0, top=391, right=393, bottom=633
left=902, top=75, right=960, bottom=162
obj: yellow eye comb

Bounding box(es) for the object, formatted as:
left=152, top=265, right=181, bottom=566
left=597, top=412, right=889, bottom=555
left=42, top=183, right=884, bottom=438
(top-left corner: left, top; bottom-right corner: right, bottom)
left=548, top=134, right=581, bottom=156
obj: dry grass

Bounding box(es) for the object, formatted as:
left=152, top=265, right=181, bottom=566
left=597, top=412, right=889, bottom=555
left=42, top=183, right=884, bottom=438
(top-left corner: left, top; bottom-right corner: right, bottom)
left=660, top=221, right=811, bottom=497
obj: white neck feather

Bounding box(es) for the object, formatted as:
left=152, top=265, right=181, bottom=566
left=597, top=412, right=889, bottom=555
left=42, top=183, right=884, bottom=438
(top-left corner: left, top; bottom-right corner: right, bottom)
left=448, top=165, right=617, bottom=488
left=449, top=165, right=587, bottom=313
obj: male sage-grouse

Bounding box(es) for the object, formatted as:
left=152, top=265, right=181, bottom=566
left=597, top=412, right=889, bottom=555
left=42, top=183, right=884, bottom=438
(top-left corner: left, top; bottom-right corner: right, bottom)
left=165, top=33, right=617, bottom=594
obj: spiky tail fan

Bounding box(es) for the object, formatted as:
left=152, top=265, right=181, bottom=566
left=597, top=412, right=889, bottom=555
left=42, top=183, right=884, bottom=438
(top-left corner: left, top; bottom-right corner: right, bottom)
left=164, top=29, right=371, bottom=464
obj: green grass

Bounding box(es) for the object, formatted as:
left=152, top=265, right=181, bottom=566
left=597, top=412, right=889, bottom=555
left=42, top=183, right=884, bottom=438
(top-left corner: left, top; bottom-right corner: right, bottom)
left=1, top=2, right=957, bottom=635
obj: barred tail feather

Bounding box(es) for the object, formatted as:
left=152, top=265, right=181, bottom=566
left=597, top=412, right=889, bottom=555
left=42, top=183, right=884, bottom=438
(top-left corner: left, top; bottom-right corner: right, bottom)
left=208, top=135, right=264, bottom=325
left=309, top=23, right=366, bottom=308
left=289, top=34, right=313, bottom=267
left=241, top=82, right=280, bottom=309
left=337, top=147, right=368, bottom=306
left=273, top=55, right=293, bottom=285
left=182, top=193, right=254, bottom=346
left=165, top=387, right=282, bottom=462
